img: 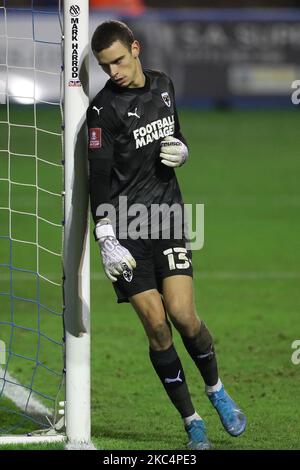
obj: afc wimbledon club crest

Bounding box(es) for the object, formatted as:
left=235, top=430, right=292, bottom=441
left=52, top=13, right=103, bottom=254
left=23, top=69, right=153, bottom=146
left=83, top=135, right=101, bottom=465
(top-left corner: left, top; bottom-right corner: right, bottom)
left=161, top=92, right=171, bottom=108
left=122, top=263, right=133, bottom=283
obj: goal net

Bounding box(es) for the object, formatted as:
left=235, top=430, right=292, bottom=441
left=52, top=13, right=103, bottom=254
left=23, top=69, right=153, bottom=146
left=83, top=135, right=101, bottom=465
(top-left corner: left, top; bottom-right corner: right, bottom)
left=0, top=0, right=90, bottom=445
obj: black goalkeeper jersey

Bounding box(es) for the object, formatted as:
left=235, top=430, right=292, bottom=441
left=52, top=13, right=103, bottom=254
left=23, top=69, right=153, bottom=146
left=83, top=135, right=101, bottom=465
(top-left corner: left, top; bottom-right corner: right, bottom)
left=87, top=69, right=187, bottom=236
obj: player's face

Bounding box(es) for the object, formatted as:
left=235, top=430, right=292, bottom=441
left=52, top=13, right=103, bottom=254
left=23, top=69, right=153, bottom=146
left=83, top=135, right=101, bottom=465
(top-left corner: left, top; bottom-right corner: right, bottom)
left=95, top=40, right=140, bottom=88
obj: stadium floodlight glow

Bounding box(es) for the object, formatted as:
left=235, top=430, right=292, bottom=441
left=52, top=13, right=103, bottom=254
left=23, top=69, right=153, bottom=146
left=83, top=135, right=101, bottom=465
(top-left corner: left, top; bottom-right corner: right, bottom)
left=8, top=75, right=41, bottom=104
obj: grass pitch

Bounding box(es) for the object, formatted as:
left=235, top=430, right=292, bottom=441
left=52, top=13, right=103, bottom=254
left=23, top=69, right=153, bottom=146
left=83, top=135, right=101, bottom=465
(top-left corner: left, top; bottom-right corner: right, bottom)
left=0, top=107, right=299, bottom=450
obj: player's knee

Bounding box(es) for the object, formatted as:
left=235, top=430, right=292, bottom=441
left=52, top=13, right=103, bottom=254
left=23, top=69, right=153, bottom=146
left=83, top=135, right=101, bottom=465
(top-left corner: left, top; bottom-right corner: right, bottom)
left=167, top=301, right=200, bottom=337
left=176, top=318, right=200, bottom=337
left=148, top=321, right=172, bottom=350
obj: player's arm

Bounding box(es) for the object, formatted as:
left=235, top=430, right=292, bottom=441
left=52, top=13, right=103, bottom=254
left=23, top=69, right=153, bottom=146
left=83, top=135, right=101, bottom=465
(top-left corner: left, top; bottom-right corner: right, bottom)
left=87, top=103, right=136, bottom=282
left=87, top=103, right=114, bottom=224
left=160, top=79, right=189, bottom=168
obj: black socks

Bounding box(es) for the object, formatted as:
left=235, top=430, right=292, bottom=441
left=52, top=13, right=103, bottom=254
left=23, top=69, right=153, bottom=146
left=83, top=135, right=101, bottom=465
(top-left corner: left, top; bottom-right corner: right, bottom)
left=181, top=322, right=218, bottom=386
left=149, top=344, right=195, bottom=418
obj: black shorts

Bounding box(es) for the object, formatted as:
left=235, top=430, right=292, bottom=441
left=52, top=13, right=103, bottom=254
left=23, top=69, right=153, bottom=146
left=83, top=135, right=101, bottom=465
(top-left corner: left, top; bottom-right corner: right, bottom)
left=113, top=237, right=193, bottom=303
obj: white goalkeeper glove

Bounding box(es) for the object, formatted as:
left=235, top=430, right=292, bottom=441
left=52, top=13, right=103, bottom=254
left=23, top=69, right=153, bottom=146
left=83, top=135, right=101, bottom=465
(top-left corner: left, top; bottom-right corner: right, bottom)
left=94, top=218, right=136, bottom=282
left=159, top=135, right=189, bottom=168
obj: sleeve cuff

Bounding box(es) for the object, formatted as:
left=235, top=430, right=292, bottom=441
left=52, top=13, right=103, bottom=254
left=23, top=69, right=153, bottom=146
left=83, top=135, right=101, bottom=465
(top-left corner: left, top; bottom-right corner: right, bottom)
left=94, top=218, right=115, bottom=240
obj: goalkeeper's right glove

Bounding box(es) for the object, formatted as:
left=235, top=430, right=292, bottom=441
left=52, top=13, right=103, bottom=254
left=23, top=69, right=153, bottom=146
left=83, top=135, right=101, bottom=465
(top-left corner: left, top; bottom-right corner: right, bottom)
left=159, top=135, right=189, bottom=168
left=94, top=218, right=136, bottom=282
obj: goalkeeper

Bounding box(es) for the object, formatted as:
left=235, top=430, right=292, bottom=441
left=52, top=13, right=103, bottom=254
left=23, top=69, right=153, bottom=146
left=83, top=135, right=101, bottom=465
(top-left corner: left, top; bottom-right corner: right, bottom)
left=87, top=20, right=246, bottom=450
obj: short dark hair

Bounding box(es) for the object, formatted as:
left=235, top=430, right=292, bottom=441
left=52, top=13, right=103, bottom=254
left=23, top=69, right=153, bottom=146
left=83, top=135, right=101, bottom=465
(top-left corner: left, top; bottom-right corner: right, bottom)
left=91, top=20, right=135, bottom=53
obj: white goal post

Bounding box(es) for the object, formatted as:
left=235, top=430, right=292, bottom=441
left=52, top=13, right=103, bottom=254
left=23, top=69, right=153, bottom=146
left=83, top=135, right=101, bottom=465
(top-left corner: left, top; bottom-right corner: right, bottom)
left=0, top=0, right=91, bottom=447
left=63, top=0, right=91, bottom=447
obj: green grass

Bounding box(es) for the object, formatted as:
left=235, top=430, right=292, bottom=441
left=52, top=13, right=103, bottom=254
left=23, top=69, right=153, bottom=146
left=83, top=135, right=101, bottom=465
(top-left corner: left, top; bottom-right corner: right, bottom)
left=0, top=107, right=300, bottom=450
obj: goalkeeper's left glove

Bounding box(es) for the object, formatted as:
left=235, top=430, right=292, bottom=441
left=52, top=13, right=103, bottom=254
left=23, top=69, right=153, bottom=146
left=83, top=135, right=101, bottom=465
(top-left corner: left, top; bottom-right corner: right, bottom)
left=94, top=218, right=136, bottom=282
left=159, top=135, right=189, bottom=168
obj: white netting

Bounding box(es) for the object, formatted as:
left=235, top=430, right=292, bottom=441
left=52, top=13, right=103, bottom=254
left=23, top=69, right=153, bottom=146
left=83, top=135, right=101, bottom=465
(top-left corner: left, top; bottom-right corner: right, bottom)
left=0, top=0, right=65, bottom=435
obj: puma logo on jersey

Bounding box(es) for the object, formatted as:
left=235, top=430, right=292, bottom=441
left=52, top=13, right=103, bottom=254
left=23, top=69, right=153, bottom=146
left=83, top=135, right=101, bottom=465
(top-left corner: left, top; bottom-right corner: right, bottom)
left=164, top=370, right=183, bottom=384
left=128, top=107, right=140, bottom=119
left=93, top=106, right=103, bottom=115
